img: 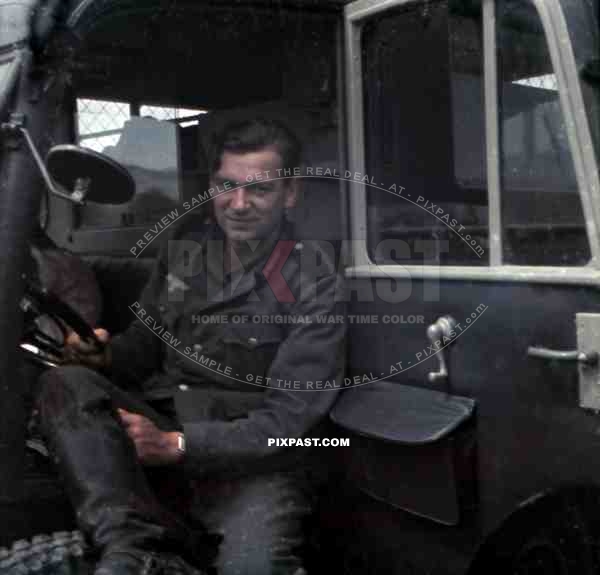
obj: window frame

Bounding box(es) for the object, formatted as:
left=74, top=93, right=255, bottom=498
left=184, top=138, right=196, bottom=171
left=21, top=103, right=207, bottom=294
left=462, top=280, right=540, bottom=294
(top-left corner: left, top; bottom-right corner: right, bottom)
left=344, top=0, right=600, bottom=285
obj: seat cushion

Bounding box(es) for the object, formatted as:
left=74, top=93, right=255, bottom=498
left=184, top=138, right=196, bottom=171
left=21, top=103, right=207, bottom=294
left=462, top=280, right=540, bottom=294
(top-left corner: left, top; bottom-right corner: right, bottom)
left=83, top=256, right=154, bottom=334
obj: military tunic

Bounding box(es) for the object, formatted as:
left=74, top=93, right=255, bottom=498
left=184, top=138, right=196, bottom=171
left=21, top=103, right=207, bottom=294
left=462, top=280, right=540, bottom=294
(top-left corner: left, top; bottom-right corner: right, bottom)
left=109, top=218, right=345, bottom=479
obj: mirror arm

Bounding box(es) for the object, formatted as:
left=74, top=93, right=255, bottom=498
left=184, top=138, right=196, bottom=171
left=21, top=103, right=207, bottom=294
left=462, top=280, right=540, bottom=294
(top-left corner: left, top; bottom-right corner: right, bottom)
left=1, top=117, right=87, bottom=205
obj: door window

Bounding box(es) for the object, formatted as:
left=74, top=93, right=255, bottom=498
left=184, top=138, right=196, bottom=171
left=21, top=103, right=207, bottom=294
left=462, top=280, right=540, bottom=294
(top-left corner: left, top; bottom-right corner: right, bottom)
left=498, top=0, right=591, bottom=266
left=363, top=1, right=488, bottom=266
left=362, top=0, right=592, bottom=268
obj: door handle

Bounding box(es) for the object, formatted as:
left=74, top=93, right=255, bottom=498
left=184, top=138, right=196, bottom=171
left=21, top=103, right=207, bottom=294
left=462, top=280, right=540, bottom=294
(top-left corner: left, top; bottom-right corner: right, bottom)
left=427, top=315, right=458, bottom=384
left=527, top=346, right=598, bottom=366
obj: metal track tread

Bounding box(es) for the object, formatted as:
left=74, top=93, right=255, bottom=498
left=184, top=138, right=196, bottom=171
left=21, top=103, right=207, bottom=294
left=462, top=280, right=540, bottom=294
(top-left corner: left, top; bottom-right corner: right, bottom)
left=0, top=532, right=210, bottom=575
left=0, top=531, right=86, bottom=575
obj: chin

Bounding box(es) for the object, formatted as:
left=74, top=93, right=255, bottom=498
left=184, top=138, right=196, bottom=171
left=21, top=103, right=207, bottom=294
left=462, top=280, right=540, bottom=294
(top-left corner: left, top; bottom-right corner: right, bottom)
left=225, top=227, right=259, bottom=242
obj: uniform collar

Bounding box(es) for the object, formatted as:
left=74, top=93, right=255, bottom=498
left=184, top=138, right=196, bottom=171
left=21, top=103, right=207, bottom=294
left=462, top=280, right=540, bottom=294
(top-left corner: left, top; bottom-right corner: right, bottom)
left=202, top=219, right=296, bottom=304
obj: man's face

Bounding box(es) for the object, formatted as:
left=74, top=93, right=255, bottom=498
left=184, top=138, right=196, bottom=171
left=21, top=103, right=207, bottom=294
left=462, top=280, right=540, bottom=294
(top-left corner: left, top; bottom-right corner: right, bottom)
left=211, top=147, right=297, bottom=243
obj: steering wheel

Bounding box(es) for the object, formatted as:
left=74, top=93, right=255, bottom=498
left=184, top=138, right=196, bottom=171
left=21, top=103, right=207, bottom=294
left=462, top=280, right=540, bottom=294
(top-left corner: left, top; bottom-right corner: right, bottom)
left=19, top=280, right=104, bottom=368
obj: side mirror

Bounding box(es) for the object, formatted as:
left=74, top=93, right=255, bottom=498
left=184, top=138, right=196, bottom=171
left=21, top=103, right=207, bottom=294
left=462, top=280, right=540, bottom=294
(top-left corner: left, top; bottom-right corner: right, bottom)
left=1, top=120, right=135, bottom=205
left=46, top=145, right=135, bottom=205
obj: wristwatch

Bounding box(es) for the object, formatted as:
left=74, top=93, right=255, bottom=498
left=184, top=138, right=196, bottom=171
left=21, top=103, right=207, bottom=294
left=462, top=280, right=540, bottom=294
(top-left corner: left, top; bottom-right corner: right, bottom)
left=176, top=432, right=186, bottom=456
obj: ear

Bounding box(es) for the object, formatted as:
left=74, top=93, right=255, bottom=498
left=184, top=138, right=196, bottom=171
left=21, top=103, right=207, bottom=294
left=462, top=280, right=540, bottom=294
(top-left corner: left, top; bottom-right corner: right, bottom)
left=284, top=179, right=298, bottom=209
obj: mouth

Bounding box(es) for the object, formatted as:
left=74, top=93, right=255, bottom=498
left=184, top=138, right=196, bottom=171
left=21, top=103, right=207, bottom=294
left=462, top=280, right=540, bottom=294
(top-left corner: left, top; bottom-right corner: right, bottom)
left=225, top=216, right=258, bottom=225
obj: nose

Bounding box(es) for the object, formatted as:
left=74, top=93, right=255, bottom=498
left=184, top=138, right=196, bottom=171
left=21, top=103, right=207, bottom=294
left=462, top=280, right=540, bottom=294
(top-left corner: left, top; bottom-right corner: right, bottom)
left=229, top=187, right=251, bottom=210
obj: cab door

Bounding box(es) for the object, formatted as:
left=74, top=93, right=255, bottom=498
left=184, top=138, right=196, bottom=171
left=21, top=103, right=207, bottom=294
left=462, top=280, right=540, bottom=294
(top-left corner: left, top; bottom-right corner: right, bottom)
left=336, top=0, right=600, bottom=572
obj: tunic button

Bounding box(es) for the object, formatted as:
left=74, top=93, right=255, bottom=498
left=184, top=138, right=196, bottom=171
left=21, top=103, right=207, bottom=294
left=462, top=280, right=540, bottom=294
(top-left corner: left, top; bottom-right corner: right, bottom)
left=178, top=384, right=189, bottom=391
left=294, top=241, right=304, bottom=251
left=159, top=304, right=166, bottom=313
left=193, top=343, right=203, bottom=353
left=247, top=337, right=258, bottom=347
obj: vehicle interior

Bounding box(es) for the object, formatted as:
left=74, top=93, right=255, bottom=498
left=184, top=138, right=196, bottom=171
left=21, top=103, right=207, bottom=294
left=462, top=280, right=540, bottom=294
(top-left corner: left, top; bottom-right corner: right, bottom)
left=2, top=0, right=599, bottom=573
left=38, top=0, right=348, bottom=334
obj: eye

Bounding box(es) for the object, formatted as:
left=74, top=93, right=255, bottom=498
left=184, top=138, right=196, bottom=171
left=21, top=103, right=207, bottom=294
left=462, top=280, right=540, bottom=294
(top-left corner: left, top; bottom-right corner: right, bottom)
left=250, top=183, right=274, bottom=196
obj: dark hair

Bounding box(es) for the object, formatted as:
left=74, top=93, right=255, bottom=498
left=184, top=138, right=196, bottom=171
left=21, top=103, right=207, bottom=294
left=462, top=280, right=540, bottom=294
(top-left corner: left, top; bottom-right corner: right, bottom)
left=209, top=118, right=302, bottom=176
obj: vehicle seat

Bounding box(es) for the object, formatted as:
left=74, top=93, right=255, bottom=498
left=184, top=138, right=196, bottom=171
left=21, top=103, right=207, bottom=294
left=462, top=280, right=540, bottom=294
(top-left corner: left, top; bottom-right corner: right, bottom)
left=82, top=255, right=154, bottom=334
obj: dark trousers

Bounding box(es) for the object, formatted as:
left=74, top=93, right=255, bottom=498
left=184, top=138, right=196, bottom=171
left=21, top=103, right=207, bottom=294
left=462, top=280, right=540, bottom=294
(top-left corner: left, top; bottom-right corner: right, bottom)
left=37, top=365, right=312, bottom=575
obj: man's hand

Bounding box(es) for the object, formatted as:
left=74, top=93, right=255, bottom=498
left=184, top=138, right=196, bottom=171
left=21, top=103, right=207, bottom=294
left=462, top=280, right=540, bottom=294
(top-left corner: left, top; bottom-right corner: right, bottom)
left=64, top=328, right=111, bottom=369
left=118, top=408, right=183, bottom=466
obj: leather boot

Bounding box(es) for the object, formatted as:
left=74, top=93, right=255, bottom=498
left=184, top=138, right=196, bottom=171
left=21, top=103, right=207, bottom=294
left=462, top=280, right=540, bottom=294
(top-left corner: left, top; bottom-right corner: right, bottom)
left=95, top=549, right=211, bottom=575
left=37, top=366, right=220, bottom=575
left=94, top=550, right=155, bottom=575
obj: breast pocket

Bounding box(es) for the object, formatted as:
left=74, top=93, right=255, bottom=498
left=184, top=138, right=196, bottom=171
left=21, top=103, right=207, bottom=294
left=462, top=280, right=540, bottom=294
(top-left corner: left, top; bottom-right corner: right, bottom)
left=221, top=324, right=283, bottom=381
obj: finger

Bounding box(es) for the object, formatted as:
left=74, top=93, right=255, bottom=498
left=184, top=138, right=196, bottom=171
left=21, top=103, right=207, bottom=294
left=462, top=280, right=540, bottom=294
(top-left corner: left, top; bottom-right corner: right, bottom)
left=65, top=331, right=82, bottom=349
left=127, top=426, right=142, bottom=440
left=61, top=345, right=77, bottom=360
left=131, top=437, right=155, bottom=462
left=62, top=345, right=93, bottom=365
left=118, top=409, right=145, bottom=427
left=122, top=410, right=151, bottom=426
left=66, top=332, right=96, bottom=354
left=118, top=408, right=140, bottom=420
left=117, top=409, right=136, bottom=425
left=94, top=328, right=111, bottom=343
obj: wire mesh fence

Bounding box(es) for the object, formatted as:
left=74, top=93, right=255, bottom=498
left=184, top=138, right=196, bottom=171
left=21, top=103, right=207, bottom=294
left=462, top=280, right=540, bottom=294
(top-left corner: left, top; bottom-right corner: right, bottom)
left=76, top=99, right=207, bottom=152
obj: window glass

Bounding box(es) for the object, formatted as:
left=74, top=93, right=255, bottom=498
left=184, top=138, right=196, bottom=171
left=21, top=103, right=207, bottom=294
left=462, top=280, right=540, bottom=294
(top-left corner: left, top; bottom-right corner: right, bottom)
left=75, top=98, right=207, bottom=227
left=139, top=105, right=207, bottom=126
left=363, top=1, right=488, bottom=266
left=498, top=0, right=591, bottom=266
left=77, top=99, right=207, bottom=151
left=77, top=98, right=130, bottom=152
